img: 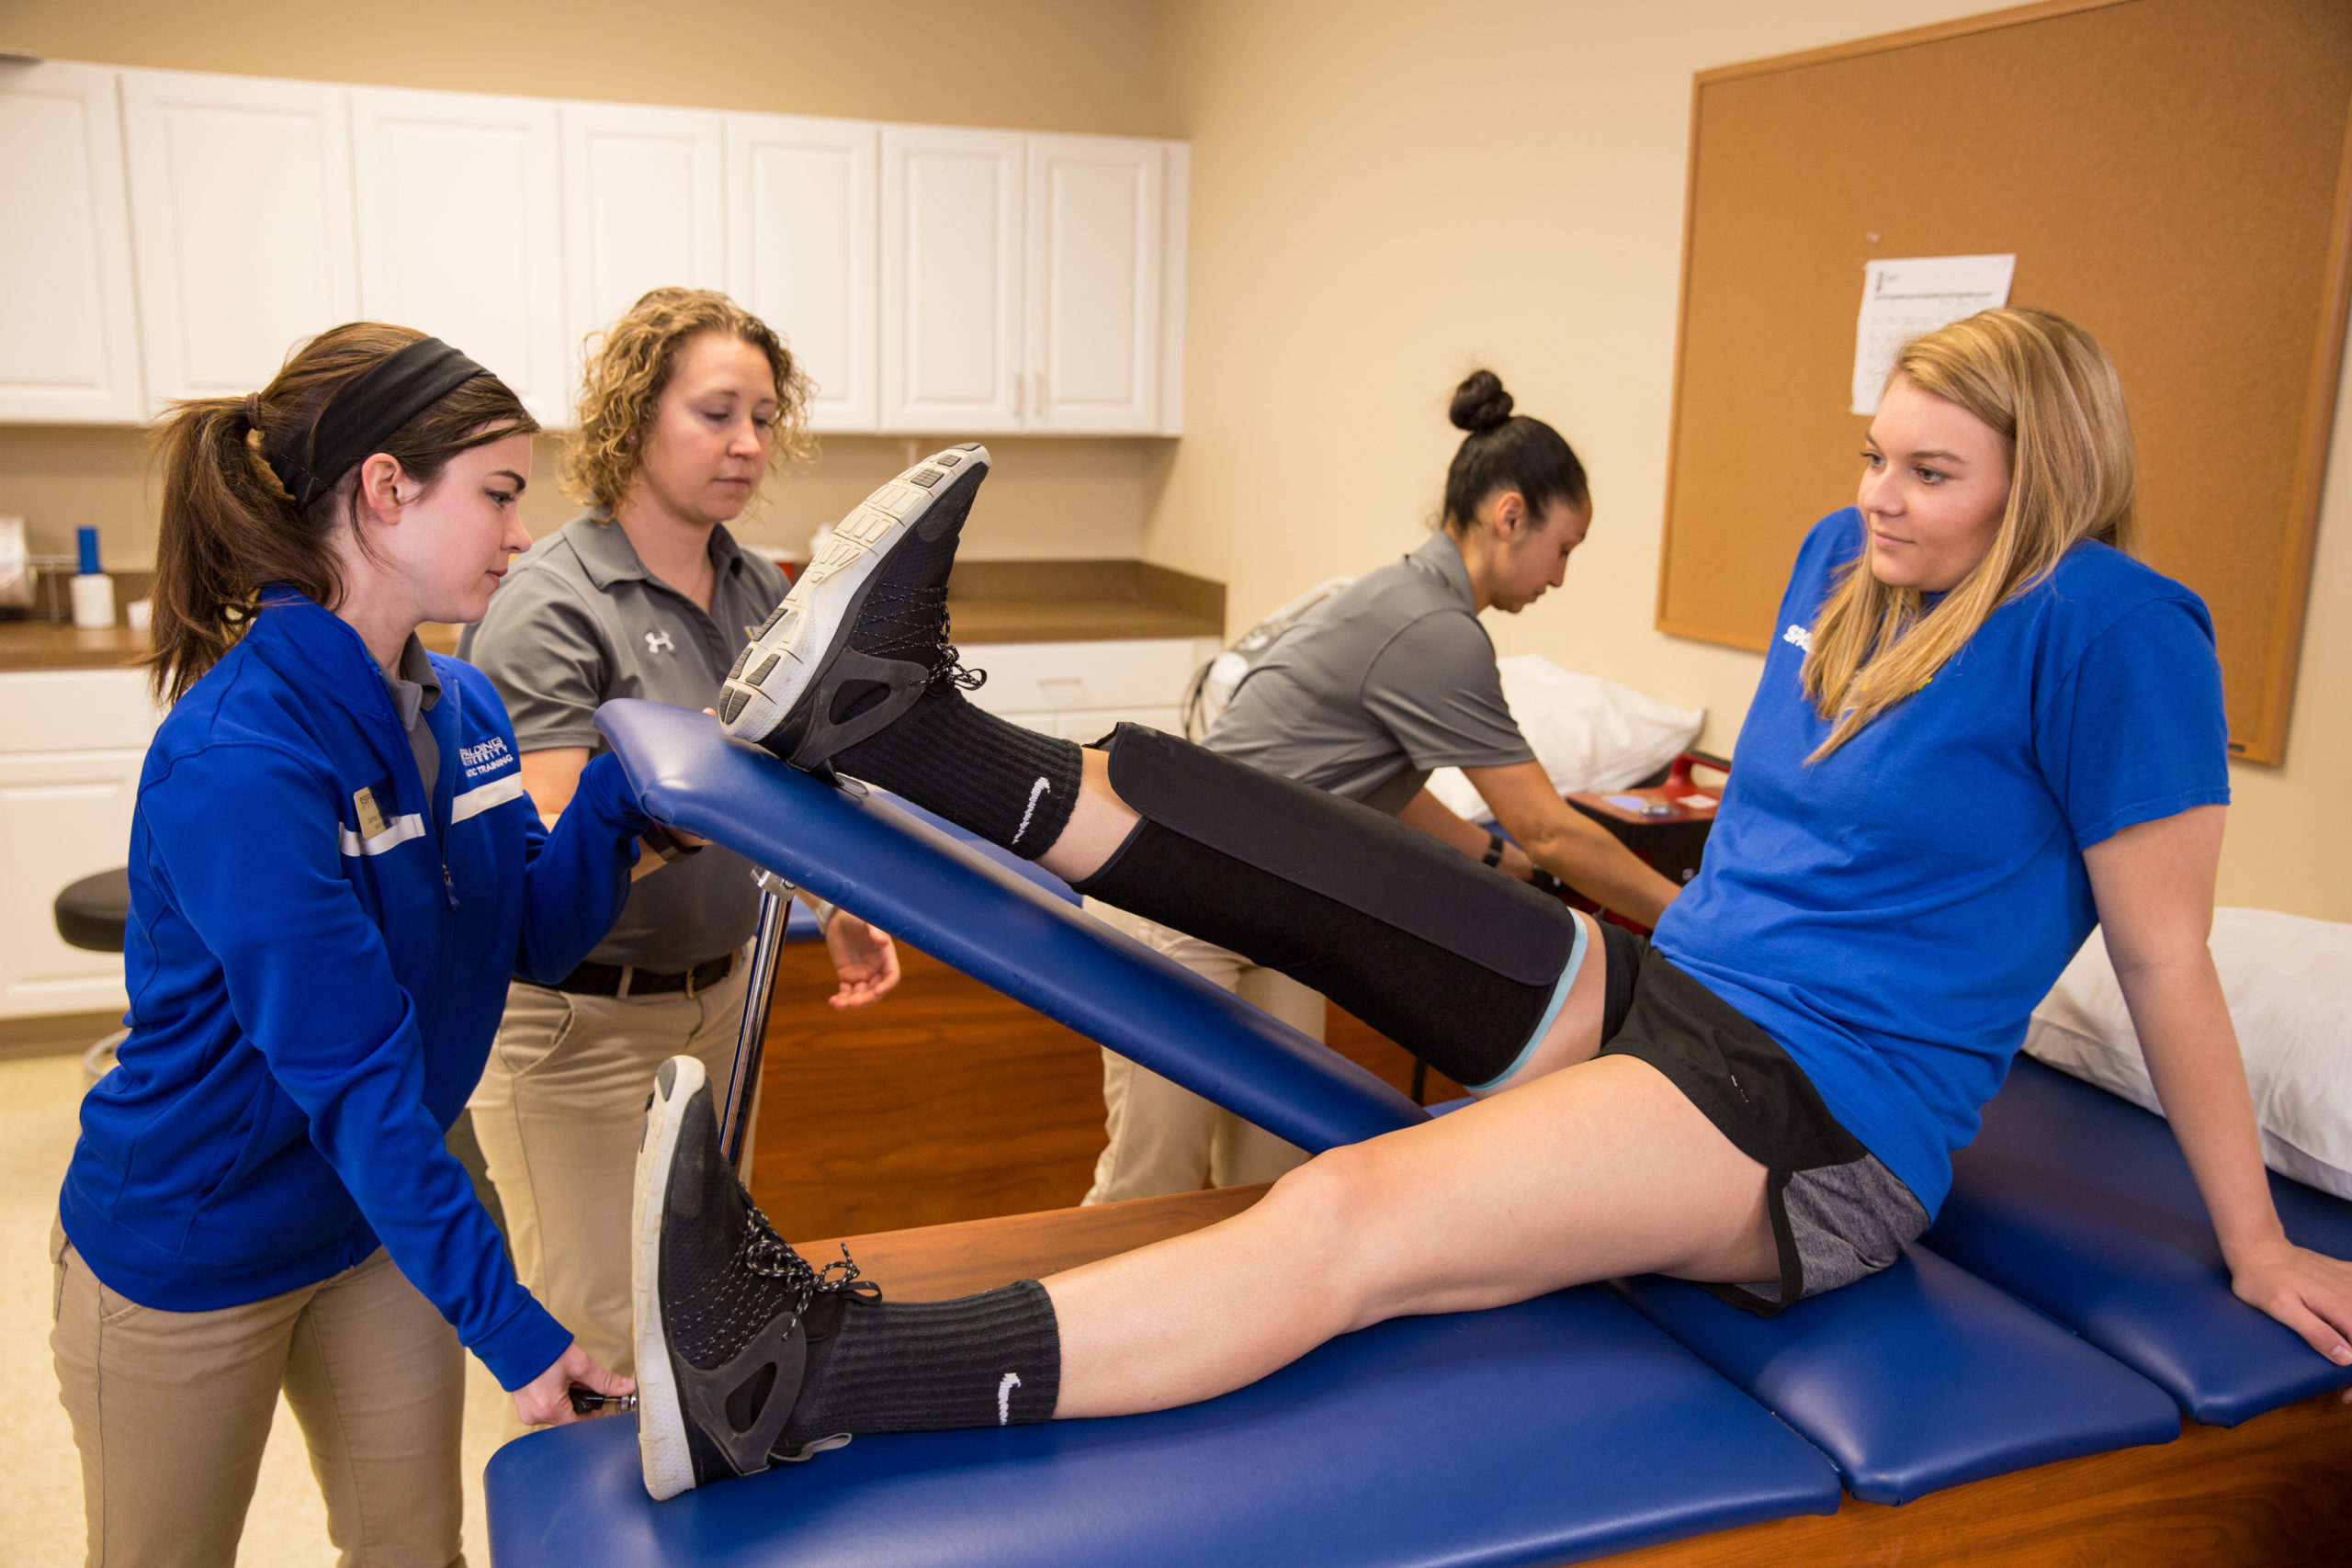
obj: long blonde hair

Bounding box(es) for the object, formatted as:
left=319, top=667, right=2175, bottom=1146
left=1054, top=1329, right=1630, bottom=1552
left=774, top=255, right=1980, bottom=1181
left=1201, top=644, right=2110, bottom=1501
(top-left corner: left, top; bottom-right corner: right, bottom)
left=1801, top=307, right=2137, bottom=760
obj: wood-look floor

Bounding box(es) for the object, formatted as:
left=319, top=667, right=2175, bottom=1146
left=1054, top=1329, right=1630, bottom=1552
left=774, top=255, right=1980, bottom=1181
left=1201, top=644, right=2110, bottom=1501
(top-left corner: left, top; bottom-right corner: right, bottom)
left=746, top=939, right=1462, bottom=1239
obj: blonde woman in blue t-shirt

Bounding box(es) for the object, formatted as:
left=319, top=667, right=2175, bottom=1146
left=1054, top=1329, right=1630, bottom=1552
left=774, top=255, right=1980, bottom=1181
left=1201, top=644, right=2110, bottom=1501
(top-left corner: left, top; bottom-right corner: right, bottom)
left=632, top=307, right=2350, bottom=1493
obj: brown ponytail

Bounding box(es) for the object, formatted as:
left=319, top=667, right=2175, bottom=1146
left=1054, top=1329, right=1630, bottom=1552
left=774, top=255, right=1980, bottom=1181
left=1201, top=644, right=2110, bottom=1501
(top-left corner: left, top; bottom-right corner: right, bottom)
left=144, top=322, right=538, bottom=704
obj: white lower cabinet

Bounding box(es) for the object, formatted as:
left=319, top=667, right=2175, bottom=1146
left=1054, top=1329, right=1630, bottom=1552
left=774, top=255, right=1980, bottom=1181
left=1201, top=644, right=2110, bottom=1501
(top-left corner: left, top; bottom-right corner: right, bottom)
left=0, top=671, right=161, bottom=1020
left=960, top=637, right=1214, bottom=740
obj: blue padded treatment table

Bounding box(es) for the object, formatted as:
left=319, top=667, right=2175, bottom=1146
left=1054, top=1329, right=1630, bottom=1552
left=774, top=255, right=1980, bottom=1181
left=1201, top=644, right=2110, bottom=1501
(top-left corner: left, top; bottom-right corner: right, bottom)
left=594, top=701, right=1421, bottom=1156
left=487, top=1290, right=1840, bottom=1568
left=1614, top=1247, right=2179, bottom=1504
left=1926, top=1056, right=2352, bottom=1426
left=780, top=794, right=1078, bottom=941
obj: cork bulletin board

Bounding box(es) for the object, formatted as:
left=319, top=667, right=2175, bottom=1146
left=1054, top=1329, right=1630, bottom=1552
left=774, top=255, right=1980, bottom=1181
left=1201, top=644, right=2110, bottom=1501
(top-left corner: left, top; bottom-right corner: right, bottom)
left=1655, top=0, right=2352, bottom=762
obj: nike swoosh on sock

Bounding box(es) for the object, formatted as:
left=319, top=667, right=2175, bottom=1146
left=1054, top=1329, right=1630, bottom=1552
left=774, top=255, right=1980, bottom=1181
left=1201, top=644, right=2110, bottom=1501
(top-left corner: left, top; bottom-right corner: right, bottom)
left=1010, top=777, right=1051, bottom=844
left=997, top=1371, right=1023, bottom=1426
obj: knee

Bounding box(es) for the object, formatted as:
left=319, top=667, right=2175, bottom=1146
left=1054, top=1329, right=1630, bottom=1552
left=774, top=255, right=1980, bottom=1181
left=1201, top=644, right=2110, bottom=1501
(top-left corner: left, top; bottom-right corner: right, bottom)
left=1251, top=1140, right=1393, bottom=1280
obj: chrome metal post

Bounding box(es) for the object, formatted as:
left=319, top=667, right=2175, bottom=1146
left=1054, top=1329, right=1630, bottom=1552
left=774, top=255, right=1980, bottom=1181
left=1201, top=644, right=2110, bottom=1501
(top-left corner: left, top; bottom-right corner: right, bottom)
left=721, top=867, right=796, bottom=1175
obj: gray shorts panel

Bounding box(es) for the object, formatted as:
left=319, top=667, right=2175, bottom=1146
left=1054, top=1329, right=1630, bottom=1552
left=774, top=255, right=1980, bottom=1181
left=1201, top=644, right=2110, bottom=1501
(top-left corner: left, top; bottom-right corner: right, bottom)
left=1733, top=1153, right=1929, bottom=1308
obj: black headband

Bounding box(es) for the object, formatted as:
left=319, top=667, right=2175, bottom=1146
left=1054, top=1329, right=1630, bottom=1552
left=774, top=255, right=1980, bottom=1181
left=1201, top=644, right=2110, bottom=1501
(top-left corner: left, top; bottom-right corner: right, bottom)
left=266, top=337, right=492, bottom=511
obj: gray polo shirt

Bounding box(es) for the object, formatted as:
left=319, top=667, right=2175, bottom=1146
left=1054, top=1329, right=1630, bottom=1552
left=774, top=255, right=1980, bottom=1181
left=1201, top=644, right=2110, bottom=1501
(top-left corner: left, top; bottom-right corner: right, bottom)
left=459, top=514, right=789, bottom=971
left=383, top=632, right=442, bottom=791
left=1205, top=529, right=1535, bottom=814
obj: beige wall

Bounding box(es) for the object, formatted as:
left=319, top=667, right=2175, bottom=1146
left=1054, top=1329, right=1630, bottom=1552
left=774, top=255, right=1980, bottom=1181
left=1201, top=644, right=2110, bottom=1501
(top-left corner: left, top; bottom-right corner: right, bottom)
left=4, top=0, right=2346, bottom=915
left=1145, top=0, right=2352, bottom=922
left=0, top=428, right=1151, bottom=567
left=0, top=0, right=1167, bottom=568
left=0, top=0, right=1170, bottom=134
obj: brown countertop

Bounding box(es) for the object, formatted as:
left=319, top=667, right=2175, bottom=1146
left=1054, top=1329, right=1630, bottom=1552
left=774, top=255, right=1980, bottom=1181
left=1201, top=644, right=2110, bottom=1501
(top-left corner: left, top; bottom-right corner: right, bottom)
left=948, top=559, right=1223, bottom=643
left=0, top=559, right=1226, bottom=672
left=0, top=618, right=151, bottom=672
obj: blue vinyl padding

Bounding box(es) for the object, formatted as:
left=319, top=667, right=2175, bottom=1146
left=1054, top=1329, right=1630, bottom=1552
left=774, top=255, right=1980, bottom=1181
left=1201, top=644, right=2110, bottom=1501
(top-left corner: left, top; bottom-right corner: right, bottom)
left=1614, top=1247, right=2179, bottom=1504
left=783, top=795, right=1077, bottom=940
left=1925, top=1056, right=2352, bottom=1426
left=486, top=1291, right=1840, bottom=1568
left=595, top=701, right=1424, bottom=1156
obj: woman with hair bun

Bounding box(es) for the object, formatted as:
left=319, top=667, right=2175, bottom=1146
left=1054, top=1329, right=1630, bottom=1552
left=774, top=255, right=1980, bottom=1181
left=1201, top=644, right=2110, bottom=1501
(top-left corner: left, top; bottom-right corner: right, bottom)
left=1081, top=369, right=1679, bottom=1206
left=460, top=288, right=901, bottom=1384
left=52, top=324, right=655, bottom=1564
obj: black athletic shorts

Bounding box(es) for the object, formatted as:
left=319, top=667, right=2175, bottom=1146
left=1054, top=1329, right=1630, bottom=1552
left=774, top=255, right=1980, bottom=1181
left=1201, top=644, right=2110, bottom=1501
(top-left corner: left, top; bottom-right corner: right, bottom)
left=1591, top=922, right=1928, bottom=1315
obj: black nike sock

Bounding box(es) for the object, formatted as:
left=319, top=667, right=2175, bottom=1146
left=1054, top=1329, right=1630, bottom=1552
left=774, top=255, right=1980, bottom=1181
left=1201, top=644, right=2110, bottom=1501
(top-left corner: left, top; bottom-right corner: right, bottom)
left=832, top=688, right=1083, bottom=859
left=782, top=1280, right=1061, bottom=1448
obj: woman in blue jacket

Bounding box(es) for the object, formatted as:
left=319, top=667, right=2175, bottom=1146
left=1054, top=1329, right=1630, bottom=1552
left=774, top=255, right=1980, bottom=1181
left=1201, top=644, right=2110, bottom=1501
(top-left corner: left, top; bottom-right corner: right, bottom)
left=51, top=324, right=653, bottom=1566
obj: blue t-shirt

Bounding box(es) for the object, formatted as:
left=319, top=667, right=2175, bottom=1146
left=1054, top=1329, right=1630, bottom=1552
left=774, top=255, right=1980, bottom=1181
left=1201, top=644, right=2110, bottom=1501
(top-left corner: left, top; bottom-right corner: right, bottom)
left=1652, top=509, right=2230, bottom=1216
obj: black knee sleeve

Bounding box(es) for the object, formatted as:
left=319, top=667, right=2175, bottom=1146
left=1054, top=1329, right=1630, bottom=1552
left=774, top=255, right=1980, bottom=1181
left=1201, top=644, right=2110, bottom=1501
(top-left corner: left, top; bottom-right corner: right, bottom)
left=1075, top=725, right=1582, bottom=1086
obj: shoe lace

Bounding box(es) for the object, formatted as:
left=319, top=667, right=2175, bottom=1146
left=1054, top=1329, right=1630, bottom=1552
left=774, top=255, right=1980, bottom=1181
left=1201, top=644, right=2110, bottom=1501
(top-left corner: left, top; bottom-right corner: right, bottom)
left=860, top=584, right=987, bottom=694
left=739, top=1187, right=882, bottom=1313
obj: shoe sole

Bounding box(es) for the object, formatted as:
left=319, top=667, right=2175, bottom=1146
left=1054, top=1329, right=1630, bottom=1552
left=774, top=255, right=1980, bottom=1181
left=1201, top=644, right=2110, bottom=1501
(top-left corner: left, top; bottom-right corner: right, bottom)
left=719, top=445, right=989, bottom=760
left=633, top=1055, right=707, bottom=1501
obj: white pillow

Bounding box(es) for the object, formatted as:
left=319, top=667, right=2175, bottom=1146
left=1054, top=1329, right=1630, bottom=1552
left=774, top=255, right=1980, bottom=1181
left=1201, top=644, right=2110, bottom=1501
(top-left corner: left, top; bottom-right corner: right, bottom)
left=2022, top=908, right=2352, bottom=1201
left=1425, top=655, right=1705, bottom=823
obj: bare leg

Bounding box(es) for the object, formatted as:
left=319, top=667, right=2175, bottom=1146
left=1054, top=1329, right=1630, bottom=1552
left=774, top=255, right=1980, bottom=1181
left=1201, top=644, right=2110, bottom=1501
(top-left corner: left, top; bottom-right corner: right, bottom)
left=1046, top=1052, right=1776, bottom=1417
left=1035, top=749, right=1140, bottom=884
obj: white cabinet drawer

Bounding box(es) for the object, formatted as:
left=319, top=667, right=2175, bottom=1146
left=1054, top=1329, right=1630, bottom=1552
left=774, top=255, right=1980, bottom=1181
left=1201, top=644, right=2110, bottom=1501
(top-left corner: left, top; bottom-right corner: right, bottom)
left=957, top=637, right=1213, bottom=718
left=0, top=669, right=163, bottom=754
left=0, top=746, right=143, bottom=1017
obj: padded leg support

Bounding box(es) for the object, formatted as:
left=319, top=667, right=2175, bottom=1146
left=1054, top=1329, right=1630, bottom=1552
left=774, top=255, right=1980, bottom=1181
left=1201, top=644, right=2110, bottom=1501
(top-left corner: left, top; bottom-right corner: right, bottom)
left=1080, top=725, right=1580, bottom=1086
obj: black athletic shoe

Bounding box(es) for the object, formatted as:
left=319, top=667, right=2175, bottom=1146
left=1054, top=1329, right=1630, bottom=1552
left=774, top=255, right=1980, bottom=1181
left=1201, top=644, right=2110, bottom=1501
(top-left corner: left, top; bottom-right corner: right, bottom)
left=633, top=1055, right=874, bottom=1499
left=719, top=445, right=989, bottom=770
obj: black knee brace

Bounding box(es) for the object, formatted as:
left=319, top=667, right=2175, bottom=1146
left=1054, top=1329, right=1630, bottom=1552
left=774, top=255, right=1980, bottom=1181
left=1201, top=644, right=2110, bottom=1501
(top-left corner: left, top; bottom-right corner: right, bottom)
left=1075, top=725, right=1582, bottom=1086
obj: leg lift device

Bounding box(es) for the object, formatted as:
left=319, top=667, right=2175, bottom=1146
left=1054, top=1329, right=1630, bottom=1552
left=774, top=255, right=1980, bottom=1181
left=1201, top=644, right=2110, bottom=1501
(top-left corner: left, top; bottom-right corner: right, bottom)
left=487, top=704, right=2352, bottom=1568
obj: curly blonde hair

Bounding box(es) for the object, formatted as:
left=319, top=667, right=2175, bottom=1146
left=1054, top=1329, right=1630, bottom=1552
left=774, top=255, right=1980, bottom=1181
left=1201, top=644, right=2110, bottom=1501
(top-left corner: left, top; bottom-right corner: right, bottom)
left=562, top=288, right=815, bottom=513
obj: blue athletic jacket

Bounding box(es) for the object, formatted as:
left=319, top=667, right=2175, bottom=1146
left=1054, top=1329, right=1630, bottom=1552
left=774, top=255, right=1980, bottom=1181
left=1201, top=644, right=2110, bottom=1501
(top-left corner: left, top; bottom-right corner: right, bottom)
left=59, top=592, right=647, bottom=1390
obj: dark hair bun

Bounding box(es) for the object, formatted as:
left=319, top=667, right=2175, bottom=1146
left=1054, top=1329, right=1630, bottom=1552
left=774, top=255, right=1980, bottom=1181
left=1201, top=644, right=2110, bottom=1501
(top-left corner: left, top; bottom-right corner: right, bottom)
left=1449, top=369, right=1514, bottom=434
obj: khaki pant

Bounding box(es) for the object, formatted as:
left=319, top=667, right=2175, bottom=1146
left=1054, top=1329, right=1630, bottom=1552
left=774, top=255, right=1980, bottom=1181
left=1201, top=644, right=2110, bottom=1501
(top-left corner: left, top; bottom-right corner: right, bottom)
left=1081, top=900, right=1327, bottom=1203
left=466, top=958, right=752, bottom=1378
left=49, top=1224, right=463, bottom=1568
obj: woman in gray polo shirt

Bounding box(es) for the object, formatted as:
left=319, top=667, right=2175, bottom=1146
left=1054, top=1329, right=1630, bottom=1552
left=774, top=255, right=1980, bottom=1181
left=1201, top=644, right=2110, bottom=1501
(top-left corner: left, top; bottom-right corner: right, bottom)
left=1089, top=371, right=1681, bottom=1202
left=462, top=288, right=900, bottom=1378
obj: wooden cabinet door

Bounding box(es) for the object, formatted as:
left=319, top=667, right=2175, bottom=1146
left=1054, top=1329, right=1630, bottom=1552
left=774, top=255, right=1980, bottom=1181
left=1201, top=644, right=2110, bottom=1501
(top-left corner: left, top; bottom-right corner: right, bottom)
left=351, top=87, right=568, bottom=425
left=560, top=101, right=724, bottom=394
left=1023, top=135, right=1161, bottom=434
left=0, top=62, right=143, bottom=423
left=728, top=113, right=878, bottom=434
left=122, top=70, right=358, bottom=408
left=881, top=125, right=1024, bottom=434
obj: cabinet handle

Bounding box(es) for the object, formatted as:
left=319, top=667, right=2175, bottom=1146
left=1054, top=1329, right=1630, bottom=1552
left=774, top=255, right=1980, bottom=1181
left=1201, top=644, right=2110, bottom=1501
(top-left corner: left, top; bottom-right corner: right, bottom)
left=1032, top=370, right=1046, bottom=420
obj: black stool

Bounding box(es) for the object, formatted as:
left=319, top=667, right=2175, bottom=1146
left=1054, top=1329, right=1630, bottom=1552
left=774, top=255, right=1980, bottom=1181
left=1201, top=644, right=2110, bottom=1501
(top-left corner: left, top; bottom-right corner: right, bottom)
left=53, top=868, right=130, bottom=1080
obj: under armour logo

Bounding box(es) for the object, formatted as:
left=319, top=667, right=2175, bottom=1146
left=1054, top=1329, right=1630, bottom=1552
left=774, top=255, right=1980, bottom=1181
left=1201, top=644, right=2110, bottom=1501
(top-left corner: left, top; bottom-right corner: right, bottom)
left=645, top=629, right=676, bottom=655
